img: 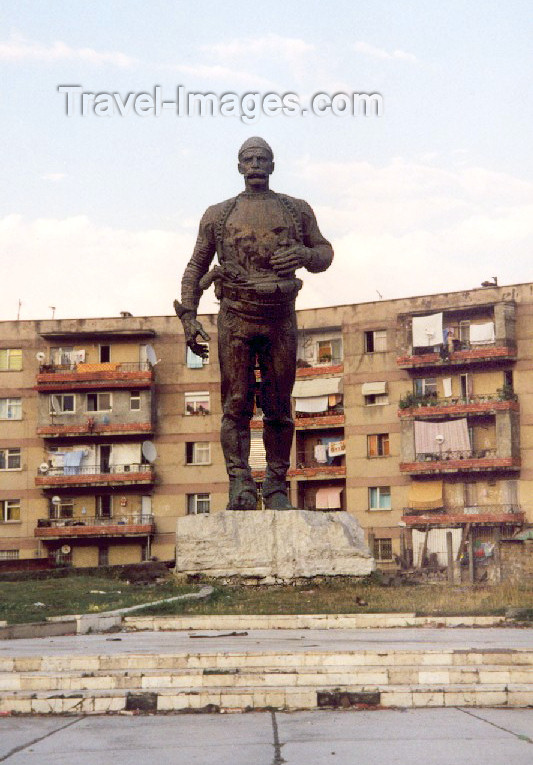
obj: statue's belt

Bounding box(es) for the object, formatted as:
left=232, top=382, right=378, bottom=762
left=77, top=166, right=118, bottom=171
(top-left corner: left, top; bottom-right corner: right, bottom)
left=220, top=279, right=302, bottom=303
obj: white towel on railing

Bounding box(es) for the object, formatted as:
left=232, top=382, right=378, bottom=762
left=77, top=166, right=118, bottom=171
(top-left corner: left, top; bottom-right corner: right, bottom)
left=443, top=378, right=452, bottom=398
left=469, top=322, right=495, bottom=344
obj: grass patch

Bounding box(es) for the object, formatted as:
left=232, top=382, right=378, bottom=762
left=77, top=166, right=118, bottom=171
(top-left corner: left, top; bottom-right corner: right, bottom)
left=139, top=579, right=533, bottom=618
left=0, top=575, right=197, bottom=625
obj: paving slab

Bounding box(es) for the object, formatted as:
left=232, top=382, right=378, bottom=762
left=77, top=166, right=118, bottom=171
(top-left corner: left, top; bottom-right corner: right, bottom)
left=0, top=627, right=532, bottom=658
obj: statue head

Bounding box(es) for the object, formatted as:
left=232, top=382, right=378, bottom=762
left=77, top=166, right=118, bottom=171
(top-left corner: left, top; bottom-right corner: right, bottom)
left=238, top=137, right=274, bottom=190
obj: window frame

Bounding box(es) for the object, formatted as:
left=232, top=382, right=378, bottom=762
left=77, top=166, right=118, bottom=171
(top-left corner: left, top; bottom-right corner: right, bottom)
left=368, top=486, right=392, bottom=511
left=1, top=499, right=21, bottom=523
left=187, top=493, right=211, bottom=514
left=414, top=377, right=438, bottom=397
left=316, top=338, right=343, bottom=365
left=49, top=394, right=75, bottom=415
left=0, top=397, right=22, bottom=420
left=0, top=348, right=22, bottom=371
left=364, top=393, right=389, bottom=406
left=373, top=537, right=393, bottom=561
left=364, top=329, right=387, bottom=353
left=130, top=391, right=141, bottom=411
left=186, top=441, right=211, bottom=465
left=186, top=344, right=210, bottom=368
left=367, top=434, right=390, bottom=458
left=184, top=391, right=211, bottom=415
left=87, top=392, right=112, bottom=412
left=0, top=447, right=22, bottom=471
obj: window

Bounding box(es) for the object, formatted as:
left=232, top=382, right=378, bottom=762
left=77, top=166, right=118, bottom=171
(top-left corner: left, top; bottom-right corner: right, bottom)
left=49, top=500, right=73, bottom=520
left=367, top=434, right=390, bottom=458
left=0, top=448, right=21, bottom=470
left=317, top=338, right=342, bottom=365
left=185, top=391, right=210, bottom=415
left=364, top=393, right=389, bottom=406
left=99, top=345, right=110, bottom=363
left=130, top=392, right=141, bottom=411
left=50, top=394, right=75, bottom=414
left=87, top=392, right=112, bottom=412
left=186, top=345, right=209, bottom=368
left=504, top=370, right=513, bottom=391
left=414, top=378, right=437, bottom=397
left=98, top=545, right=109, bottom=566
left=374, top=538, right=393, bottom=561
left=459, top=321, right=470, bottom=344
left=96, top=495, right=112, bottom=518
left=369, top=486, right=391, bottom=511
left=186, top=442, right=211, bottom=465
left=364, top=330, right=387, bottom=353
left=0, top=349, right=22, bottom=371
left=187, top=493, right=210, bottom=514
left=0, top=550, right=19, bottom=560
left=1, top=500, right=21, bottom=522
left=0, top=398, right=22, bottom=420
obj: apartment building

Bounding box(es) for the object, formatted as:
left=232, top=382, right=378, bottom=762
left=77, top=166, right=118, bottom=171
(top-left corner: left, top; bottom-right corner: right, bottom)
left=0, top=282, right=531, bottom=570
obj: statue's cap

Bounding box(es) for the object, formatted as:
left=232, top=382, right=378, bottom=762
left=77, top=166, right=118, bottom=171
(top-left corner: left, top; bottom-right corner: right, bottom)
left=238, top=137, right=273, bottom=160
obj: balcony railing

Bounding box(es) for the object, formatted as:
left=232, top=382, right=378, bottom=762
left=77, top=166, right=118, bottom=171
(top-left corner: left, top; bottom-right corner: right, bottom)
left=403, top=504, right=521, bottom=517
left=415, top=449, right=497, bottom=462
left=399, top=391, right=518, bottom=411
left=39, top=362, right=151, bottom=374
left=37, top=513, right=154, bottom=528
left=295, top=452, right=345, bottom=469
left=37, top=463, right=153, bottom=477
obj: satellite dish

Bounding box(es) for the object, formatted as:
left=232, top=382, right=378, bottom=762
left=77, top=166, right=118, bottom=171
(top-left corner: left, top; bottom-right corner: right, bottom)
left=435, top=434, right=445, bottom=444
left=51, top=495, right=61, bottom=505
left=39, top=462, right=50, bottom=473
left=61, top=545, right=71, bottom=555
left=142, top=441, right=158, bottom=463
left=145, top=345, right=159, bottom=366
left=36, top=352, right=46, bottom=362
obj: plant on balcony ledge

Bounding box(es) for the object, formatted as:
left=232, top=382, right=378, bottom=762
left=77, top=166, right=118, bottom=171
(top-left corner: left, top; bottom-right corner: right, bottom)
left=497, top=385, right=518, bottom=402
left=399, top=392, right=438, bottom=409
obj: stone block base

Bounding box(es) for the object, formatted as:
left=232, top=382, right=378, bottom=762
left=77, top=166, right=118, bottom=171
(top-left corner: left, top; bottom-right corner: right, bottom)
left=175, top=509, right=374, bottom=582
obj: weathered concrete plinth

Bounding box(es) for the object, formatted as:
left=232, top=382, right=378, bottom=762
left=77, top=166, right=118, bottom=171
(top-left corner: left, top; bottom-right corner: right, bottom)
left=176, top=509, right=375, bottom=582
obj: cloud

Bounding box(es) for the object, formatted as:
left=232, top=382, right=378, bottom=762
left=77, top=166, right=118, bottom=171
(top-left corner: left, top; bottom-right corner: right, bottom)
left=0, top=215, right=194, bottom=320
left=206, top=33, right=314, bottom=64
left=173, top=64, right=276, bottom=89
left=354, top=41, right=418, bottom=63
left=41, top=173, right=67, bottom=182
left=0, top=34, right=137, bottom=67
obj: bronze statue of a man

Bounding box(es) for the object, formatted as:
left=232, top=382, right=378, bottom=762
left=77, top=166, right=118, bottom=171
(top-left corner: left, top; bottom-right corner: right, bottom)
left=175, top=137, right=333, bottom=511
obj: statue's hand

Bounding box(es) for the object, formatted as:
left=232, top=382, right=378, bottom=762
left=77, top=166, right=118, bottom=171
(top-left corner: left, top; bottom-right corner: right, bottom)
left=270, top=244, right=311, bottom=276
left=182, top=315, right=211, bottom=358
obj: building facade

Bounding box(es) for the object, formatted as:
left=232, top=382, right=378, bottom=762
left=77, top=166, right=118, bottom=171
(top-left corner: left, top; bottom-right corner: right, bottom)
left=1, top=282, right=531, bottom=570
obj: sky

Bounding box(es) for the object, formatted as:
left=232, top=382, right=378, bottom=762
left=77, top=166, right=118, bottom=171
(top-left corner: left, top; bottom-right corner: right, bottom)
left=1, top=0, right=532, bottom=321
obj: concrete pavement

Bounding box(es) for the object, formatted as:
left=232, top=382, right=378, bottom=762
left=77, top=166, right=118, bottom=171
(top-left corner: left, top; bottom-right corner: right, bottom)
left=0, top=709, right=532, bottom=764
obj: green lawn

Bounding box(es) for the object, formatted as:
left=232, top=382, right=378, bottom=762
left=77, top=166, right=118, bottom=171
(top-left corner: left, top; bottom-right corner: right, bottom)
left=1, top=575, right=532, bottom=625
left=0, top=575, right=196, bottom=625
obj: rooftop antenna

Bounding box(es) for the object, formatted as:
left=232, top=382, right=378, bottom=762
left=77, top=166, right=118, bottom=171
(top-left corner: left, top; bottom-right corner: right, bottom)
left=17, top=300, right=22, bottom=320
left=376, top=290, right=383, bottom=300
left=49, top=306, right=56, bottom=319
left=481, top=277, right=497, bottom=288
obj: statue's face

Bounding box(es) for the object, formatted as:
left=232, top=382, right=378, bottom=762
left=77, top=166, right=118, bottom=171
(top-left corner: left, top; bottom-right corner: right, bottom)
left=238, top=147, right=274, bottom=186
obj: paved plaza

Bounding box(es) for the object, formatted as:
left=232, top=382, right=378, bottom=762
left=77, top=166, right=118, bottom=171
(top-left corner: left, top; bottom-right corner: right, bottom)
left=0, top=708, right=531, bottom=764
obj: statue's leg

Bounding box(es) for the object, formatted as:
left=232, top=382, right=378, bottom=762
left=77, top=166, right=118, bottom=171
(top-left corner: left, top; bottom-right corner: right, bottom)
left=218, top=305, right=257, bottom=511
left=258, top=310, right=297, bottom=509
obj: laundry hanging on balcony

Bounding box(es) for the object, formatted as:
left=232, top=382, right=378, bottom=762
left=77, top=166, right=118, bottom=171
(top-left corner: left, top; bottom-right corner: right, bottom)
left=63, top=450, right=85, bottom=475
left=315, top=486, right=343, bottom=509
left=414, top=418, right=471, bottom=456
left=293, top=377, right=342, bottom=413
left=407, top=480, right=443, bottom=510
left=412, top=313, right=443, bottom=347
left=469, top=322, right=495, bottom=344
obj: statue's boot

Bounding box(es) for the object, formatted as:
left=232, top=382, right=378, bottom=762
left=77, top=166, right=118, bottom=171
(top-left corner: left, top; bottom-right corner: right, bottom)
left=221, top=415, right=257, bottom=511
left=262, top=415, right=295, bottom=510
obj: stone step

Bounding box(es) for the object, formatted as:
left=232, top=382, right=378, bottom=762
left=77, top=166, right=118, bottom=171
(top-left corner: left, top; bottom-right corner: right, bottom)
left=3, top=650, right=533, bottom=673
left=2, top=665, right=533, bottom=692
left=1, top=683, right=532, bottom=714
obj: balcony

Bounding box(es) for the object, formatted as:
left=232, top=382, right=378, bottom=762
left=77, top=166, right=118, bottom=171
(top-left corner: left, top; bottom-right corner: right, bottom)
left=36, top=362, right=153, bottom=391
left=396, top=301, right=516, bottom=369
left=402, top=505, right=525, bottom=527
left=296, top=362, right=344, bottom=378
left=36, top=421, right=154, bottom=439
left=398, top=392, right=519, bottom=419
left=36, top=463, right=155, bottom=489
left=35, top=513, right=155, bottom=539
left=289, top=452, right=346, bottom=479
left=400, top=449, right=520, bottom=475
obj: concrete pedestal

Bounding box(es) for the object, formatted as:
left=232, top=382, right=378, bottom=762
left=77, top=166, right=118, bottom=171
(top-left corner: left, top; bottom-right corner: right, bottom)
left=176, top=509, right=375, bottom=582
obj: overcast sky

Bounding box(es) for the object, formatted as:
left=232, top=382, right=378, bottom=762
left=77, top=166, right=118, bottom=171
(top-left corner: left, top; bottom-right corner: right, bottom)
left=1, top=0, right=532, bottom=321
